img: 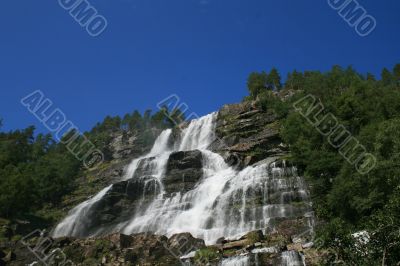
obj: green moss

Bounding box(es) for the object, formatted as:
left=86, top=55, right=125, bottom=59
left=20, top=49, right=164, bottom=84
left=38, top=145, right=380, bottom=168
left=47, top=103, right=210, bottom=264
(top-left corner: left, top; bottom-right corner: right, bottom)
left=194, top=247, right=221, bottom=263
left=11, top=234, right=22, bottom=242
left=94, top=239, right=112, bottom=252
left=246, top=231, right=263, bottom=244
left=63, top=245, right=85, bottom=263
left=223, top=248, right=237, bottom=256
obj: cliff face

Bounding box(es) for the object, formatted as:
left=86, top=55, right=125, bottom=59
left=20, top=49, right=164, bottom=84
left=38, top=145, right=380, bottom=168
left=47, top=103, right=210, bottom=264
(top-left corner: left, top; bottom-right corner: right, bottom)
left=1, top=100, right=327, bottom=265
left=211, top=100, right=286, bottom=168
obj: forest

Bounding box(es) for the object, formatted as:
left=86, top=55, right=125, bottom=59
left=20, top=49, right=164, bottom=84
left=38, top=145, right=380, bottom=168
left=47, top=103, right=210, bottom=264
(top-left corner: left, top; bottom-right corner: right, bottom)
left=1, top=64, right=399, bottom=264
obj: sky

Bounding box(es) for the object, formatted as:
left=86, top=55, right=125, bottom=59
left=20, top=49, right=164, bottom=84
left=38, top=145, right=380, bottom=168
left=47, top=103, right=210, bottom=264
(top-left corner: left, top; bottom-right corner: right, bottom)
left=0, top=0, right=399, bottom=133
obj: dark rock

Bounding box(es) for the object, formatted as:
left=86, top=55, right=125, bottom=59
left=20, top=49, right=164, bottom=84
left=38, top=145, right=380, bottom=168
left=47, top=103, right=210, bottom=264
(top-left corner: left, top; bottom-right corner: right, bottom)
left=167, top=150, right=203, bottom=169
left=256, top=253, right=282, bottom=266
left=216, top=237, right=226, bottom=245
left=164, top=150, right=204, bottom=194
left=67, top=175, right=161, bottom=237
left=53, top=236, right=73, bottom=247
left=3, top=251, right=15, bottom=262
left=106, top=233, right=134, bottom=249
left=167, top=233, right=205, bottom=256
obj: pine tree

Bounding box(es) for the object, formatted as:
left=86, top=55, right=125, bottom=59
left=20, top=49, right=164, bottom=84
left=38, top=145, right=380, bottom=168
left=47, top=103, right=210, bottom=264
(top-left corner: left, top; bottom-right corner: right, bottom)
left=266, top=68, right=282, bottom=90
left=393, top=64, right=400, bottom=84
left=381, top=68, right=394, bottom=86
left=247, top=71, right=268, bottom=98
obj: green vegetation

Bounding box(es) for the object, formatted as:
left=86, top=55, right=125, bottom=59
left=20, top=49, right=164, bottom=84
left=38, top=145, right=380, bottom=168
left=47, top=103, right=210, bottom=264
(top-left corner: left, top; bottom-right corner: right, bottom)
left=194, top=247, right=221, bottom=263
left=0, top=108, right=182, bottom=223
left=246, top=64, right=400, bottom=264
left=246, top=67, right=282, bottom=98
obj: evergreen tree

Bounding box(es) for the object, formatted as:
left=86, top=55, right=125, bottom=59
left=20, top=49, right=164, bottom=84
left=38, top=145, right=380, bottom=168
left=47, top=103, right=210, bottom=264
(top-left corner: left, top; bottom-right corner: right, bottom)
left=247, top=71, right=268, bottom=98
left=381, top=68, right=394, bottom=86
left=366, top=72, right=376, bottom=82
left=285, top=70, right=304, bottom=90
left=393, top=64, right=400, bottom=84
left=266, top=67, right=282, bottom=90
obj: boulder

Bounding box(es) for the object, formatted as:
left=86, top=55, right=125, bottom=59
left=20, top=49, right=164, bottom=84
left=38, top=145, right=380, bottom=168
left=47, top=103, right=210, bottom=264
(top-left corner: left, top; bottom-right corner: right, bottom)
left=106, top=233, right=134, bottom=249
left=167, top=233, right=206, bottom=256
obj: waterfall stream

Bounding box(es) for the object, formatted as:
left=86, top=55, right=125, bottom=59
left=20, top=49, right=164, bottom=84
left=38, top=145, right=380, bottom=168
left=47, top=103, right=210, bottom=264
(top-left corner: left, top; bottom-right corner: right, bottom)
left=53, top=112, right=311, bottom=265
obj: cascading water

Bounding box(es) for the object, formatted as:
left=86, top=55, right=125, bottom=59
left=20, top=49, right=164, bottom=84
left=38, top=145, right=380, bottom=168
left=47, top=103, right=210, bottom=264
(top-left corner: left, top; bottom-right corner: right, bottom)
left=52, top=129, right=173, bottom=238
left=53, top=112, right=313, bottom=265
left=281, top=250, right=305, bottom=266
left=52, top=185, right=112, bottom=237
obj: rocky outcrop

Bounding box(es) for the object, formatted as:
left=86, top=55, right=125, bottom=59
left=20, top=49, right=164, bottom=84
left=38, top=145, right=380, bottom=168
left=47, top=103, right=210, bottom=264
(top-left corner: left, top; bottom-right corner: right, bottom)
left=167, top=232, right=206, bottom=256
left=2, top=228, right=330, bottom=265
left=210, top=100, right=287, bottom=168
left=164, top=150, right=204, bottom=194
left=4, top=232, right=207, bottom=266
left=109, top=128, right=164, bottom=161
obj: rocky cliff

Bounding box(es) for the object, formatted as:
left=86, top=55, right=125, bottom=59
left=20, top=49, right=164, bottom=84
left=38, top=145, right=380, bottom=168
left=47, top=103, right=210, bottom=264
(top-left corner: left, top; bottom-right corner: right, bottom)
left=0, top=99, right=328, bottom=266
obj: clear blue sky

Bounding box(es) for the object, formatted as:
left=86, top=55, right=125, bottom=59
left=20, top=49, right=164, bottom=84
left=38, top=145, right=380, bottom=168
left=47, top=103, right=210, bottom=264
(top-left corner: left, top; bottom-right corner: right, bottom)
left=0, top=0, right=399, bottom=133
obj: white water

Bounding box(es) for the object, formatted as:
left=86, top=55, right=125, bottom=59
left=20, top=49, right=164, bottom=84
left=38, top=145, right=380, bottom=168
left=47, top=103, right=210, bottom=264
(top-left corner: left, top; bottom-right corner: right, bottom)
left=220, top=255, right=250, bottom=266
left=53, top=111, right=312, bottom=258
left=281, top=251, right=305, bottom=266
left=52, top=185, right=112, bottom=237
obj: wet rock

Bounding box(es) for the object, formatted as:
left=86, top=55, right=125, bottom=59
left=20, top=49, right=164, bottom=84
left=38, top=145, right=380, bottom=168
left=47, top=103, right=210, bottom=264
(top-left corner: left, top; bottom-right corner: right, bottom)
left=66, top=175, right=161, bottom=237
left=167, top=233, right=205, bottom=256
left=255, top=253, right=282, bottom=266
left=164, top=150, right=204, bottom=194
left=216, top=237, right=226, bottom=245
left=106, top=233, right=134, bottom=249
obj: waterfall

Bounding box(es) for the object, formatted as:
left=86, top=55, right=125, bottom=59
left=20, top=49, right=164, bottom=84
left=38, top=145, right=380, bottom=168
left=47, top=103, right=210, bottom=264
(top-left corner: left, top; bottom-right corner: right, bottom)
left=52, top=129, right=173, bottom=238
left=281, top=250, right=305, bottom=266
left=52, top=185, right=112, bottom=237
left=53, top=111, right=313, bottom=259
left=220, top=255, right=250, bottom=266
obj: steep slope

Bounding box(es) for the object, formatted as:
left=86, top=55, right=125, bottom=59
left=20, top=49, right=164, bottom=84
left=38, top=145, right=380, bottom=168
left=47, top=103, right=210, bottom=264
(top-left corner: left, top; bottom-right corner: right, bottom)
left=4, top=100, right=324, bottom=265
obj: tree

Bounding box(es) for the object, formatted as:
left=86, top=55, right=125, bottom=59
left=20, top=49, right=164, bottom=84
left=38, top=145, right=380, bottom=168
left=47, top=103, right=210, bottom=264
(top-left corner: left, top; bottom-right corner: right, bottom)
left=366, top=72, right=376, bottom=82
left=247, top=71, right=268, bottom=98
left=393, top=64, right=400, bottom=84
left=381, top=68, right=394, bottom=86
left=285, top=70, right=304, bottom=90
left=121, top=113, right=131, bottom=130
left=129, top=110, right=143, bottom=131
left=266, top=68, right=281, bottom=90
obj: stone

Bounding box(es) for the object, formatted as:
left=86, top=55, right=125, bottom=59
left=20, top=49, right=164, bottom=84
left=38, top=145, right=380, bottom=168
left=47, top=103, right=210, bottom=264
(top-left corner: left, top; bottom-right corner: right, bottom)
left=212, top=101, right=285, bottom=168
left=106, top=233, right=134, bottom=249
left=240, top=230, right=265, bottom=244
left=167, top=233, right=206, bottom=256
left=216, top=237, right=226, bottom=245
left=164, top=150, right=204, bottom=194
left=3, top=251, right=15, bottom=262
left=222, top=239, right=249, bottom=250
